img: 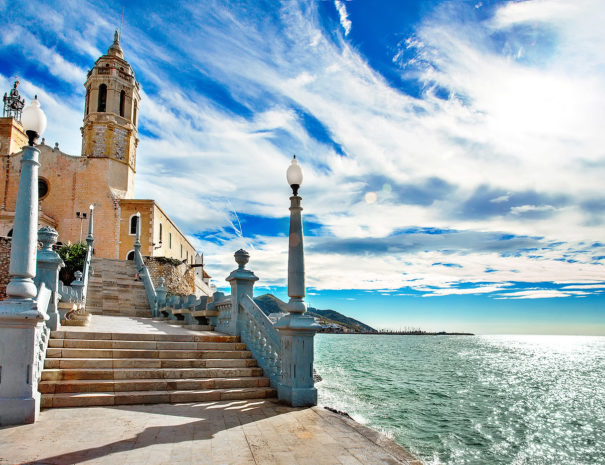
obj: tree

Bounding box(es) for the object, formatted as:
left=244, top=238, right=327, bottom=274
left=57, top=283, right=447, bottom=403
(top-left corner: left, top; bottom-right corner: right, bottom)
left=58, top=242, right=87, bottom=285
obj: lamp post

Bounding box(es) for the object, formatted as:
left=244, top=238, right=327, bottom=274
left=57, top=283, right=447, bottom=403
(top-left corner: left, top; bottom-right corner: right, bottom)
left=76, top=210, right=87, bottom=242
left=6, top=96, right=47, bottom=300
left=0, top=96, right=48, bottom=426
left=275, top=155, right=319, bottom=407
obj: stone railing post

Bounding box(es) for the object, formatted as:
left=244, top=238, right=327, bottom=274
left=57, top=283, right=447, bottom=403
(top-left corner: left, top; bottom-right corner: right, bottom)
left=70, top=271, right=84, bottom=302
left=226, top=249, right=258, bottom=337
left=156, top=277, right=167, bottom=313
left=0, top=143, right=49, bottom=426
left=35, top=226, right=64, bottom=330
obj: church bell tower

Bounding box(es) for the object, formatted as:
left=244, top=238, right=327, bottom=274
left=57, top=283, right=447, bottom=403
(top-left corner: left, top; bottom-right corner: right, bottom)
left=81, top=31, right=141, bottom=196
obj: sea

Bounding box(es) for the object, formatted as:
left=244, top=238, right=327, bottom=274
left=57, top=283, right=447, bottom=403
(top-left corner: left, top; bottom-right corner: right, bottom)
left=314, top=334, right=605, bottom=465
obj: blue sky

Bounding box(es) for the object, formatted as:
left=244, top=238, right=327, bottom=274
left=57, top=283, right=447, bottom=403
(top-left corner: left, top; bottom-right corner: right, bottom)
left=1, top=0, right=604, bottom=334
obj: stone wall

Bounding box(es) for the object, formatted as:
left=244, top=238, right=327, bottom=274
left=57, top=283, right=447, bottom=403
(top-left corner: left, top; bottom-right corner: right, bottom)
left=0, top=237, right=11, bottom=300
left=144, top=257, right=195, bottom=296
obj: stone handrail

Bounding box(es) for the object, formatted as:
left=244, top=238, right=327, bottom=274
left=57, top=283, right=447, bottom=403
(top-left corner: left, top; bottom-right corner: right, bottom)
left=239, top=294, right=281, bottom=387
left=58, top=281, right=78, bottom=302
left=213, top=298, right=233, bottom=333
left=134, top=249, right=158, bottom=317
left=81, top=238, right=93, bottom=304
left=34, top=283, right=52, bottom=389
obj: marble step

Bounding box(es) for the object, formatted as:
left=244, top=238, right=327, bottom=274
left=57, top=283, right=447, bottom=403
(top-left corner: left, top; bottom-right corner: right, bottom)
left=41, top=387, right=277, bottom=408
left=44, top=357, right=258, bottom=369
left=50, top=331, right=239, bottom=343
left=46, top=348, right=253, bottom=359
left=48, top=339, right=246, bottom=351
left=39, top=376, right=271, bottom=393
left=41, top=367, right=264, bottom=381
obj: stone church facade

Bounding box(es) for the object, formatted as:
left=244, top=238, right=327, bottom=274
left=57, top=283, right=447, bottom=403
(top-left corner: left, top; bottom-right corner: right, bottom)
left=0, top=32, right=198, bottom=264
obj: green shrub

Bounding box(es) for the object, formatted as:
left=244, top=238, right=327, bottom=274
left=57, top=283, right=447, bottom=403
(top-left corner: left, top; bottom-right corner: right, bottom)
left=58, top=242, right=88, bottom=285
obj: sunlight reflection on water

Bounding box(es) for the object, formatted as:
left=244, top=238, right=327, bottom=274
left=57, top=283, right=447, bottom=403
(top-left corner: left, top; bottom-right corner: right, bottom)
left=315, top=334, right=605, bottom=465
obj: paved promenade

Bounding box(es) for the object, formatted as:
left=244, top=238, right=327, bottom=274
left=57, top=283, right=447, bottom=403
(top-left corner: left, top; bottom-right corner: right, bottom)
left=0, top=399, right=420, bottom=465
left=1, top=316, right=421, bottom=464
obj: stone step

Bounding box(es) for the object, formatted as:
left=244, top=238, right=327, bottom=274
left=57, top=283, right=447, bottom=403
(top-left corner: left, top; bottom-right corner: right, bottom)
left=41, top=387, right=277, bottom=408
left=41, top=367, right=264, bottom=381
left=50, top=331, right=238, bottom=343
left=48, top=339, right=246, bottom=351
left=44, top=357, right=258, bottom=369
left=39, top=376, right=270, bottom=393
left=46, top=348, right=253, bottom=359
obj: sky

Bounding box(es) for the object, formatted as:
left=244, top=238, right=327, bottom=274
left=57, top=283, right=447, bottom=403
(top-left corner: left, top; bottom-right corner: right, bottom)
left=1, top=0, right=604, bottom=334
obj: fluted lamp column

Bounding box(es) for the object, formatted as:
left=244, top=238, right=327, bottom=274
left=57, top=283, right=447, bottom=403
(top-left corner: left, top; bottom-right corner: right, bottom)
left=6, top=96, right=47, bottom=300
left=276, top=155, right=319, bottom=407
left=86, top=204, right=95, bottom=245
left=0, top=96, right=49, bottom=426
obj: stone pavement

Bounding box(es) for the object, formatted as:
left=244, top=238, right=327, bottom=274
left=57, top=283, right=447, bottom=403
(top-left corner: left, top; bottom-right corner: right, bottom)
left=63, top=314, right=219, bottom=336
left=0, top=399, right=422, bottom=465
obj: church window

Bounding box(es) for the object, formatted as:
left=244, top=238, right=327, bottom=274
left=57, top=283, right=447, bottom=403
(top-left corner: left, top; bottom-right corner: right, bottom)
left=159, top=223, right=163, bottom=242
left=126, top=250, right=135, bottom=260
left=38, top=178, right=49, bottom=200
left=85, top=88, right=90, bottom=115
left=133, top=100, right=138, bottom=125
left=119, top=90, right=126, bottom=117
left=97, top=84, right=107, bottom=112
left=169, top=232, right=172, bottom=249
left=180, top=244, right=183, bottom=258
left=129, top=215, right=138, bottom=235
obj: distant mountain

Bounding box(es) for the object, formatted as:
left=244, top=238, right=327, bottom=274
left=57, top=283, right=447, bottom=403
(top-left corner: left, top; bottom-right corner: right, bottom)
left=253, top=294, right=375, bottom=332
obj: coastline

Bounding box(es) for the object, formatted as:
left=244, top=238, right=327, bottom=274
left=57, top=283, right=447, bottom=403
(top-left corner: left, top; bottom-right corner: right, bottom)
left=319, top=406, right=423, bottom=465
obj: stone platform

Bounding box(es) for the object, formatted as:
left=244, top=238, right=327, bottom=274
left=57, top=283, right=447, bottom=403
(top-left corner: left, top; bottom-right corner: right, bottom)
left=0, top=399, right=421, bottom=465
left=62, top=314, right=218, bottom=336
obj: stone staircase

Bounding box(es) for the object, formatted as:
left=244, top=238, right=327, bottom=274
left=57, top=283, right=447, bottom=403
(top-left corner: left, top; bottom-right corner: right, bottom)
left=86, top=258, right=151, bottom=316
left=39, top=330, right=276, bottom=408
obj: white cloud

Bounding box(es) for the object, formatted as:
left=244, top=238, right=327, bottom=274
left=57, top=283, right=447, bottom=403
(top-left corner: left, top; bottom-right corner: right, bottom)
left=334, top=1, right=352, bottom=36
left=7, top=0, right=605, bottom=298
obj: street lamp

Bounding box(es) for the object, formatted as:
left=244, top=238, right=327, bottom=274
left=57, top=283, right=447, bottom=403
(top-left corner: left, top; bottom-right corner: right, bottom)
left=76, top=211, right=88, bottom=242
left=5, top=96, right=47, bottom=299
left=21, top=95, right=47, bottom=146
left=285, top=155, right=306, bottom=313
left=275, top=155, right=319, bottom=407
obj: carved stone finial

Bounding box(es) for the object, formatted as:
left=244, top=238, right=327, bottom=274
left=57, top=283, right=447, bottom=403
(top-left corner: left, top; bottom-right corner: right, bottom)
left=74, top=270, right=83, bottom=281
left=234, top=249, right=250, bottom=270
left=38, top=226, right=58, bottom=251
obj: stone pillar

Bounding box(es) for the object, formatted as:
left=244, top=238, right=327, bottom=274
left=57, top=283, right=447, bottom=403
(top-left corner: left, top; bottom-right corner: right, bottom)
left=226, top=249, right=258, bottom=337
left=35, top=227, right=64, bottom=331
left=156, top=277, right=167, bottom=306
left=276, top=193, right=319, bottom=407
left=286, top=195, right=306, bottom=313
left=70, top=271, right=84, bottom=302
left=6, top=145, right=40, bottom=299
left=0, top=144, right=49, bottom=425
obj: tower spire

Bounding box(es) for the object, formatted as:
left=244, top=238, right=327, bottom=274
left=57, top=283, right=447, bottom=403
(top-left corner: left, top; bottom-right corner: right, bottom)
left=107, top=29, right=124, bottom=58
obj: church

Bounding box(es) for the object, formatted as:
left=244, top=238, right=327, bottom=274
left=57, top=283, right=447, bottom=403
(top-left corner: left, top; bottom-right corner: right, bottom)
left=0, top=32, right=200, bottom=267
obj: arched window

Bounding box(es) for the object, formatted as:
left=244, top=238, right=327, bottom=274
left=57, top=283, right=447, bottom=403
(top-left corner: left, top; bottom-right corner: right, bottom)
left=159, top=223, right=163, bottom=242
left=133, top=100, right=138, bottom=125
left=119, top=90, right=125, bottom=117
left=169, top=232, right=172, bottom=249
left=97, top=84, right=107, bottom=112
left=126, top=250, right=135, bottom=260
left=129, top=215, right=138, bottom=235
left=85, top=87, right=90, bottom=115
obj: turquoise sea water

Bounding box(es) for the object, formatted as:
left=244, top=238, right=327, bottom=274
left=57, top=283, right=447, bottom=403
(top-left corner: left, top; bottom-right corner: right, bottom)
left=314, top=334, right=605, bottom=465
